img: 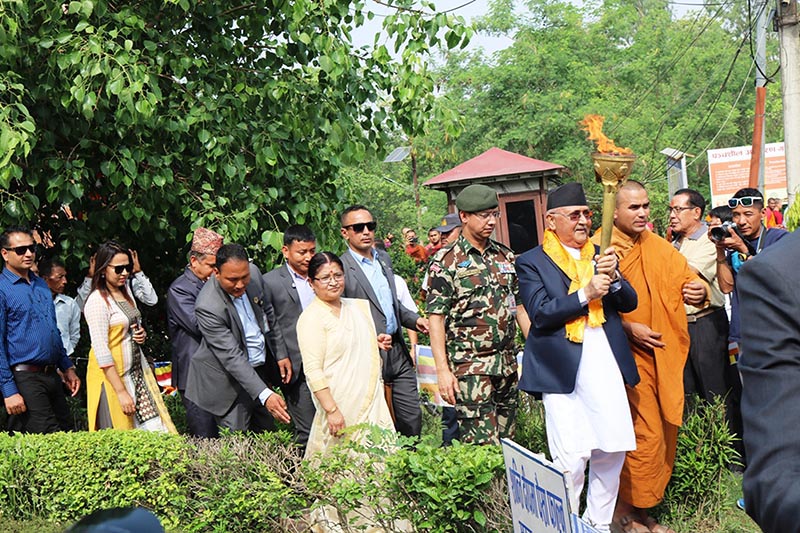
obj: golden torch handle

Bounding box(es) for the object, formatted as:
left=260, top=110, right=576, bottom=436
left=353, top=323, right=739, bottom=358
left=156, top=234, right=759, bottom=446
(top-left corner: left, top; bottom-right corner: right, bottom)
left=600, top=184, right=617, bottom=252
left=592, top=152, right=635, bottom=253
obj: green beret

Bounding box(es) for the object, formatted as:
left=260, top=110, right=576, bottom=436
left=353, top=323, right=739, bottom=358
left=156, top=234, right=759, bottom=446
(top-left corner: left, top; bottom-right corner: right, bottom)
left=455, top=184, right=498, bottom=213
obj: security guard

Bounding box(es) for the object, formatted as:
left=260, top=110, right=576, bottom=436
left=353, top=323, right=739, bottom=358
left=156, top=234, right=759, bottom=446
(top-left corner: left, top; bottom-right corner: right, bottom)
left=426, top=184, right=531, bottom=444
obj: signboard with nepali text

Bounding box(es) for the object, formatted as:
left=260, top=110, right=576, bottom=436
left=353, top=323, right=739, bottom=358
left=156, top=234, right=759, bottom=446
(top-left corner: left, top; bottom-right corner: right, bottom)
left=707, top=142, right=786, bottom=209
left=501, top=439, right=600, bottom=533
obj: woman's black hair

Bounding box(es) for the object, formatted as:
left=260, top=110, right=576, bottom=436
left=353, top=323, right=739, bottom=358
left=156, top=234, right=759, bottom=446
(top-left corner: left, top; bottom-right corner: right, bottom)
left=307, top=251, right=344, bottom=280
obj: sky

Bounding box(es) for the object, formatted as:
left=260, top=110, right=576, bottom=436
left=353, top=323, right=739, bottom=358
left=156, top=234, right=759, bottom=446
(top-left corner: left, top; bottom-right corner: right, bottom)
left=351, top=0, right=711, bottom=55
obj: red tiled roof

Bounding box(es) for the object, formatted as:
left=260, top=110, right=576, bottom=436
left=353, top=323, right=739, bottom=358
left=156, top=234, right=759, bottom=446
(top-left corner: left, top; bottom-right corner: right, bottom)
left=424, top=147, right=564, bottom=186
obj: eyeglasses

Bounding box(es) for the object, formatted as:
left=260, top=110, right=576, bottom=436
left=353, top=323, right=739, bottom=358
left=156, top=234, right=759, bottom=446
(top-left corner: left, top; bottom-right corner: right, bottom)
left=667, top=206, right=696, bottom=214
left=728, top=196, right=761, bottom=208
left=109, top=263, right=133, bottom=274
left=551, top=210, right=593, bottom=222
left=343, top=221, right=377, bottom=233
left=473, top=210, right=502, bottom=221
left=3, top=245, right=37, bottom=255
left=314, top=272, right=344, bottom=284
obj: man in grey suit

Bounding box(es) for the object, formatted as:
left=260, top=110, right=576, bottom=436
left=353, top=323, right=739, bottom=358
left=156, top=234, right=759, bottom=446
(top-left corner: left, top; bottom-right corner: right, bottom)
left=263, top=225, right=317, bottom=448
left=339, top=205, right=429, bottom=437
left=185, top=243, right=291, bottom=432
left=738, top=229, right=797, bottom=532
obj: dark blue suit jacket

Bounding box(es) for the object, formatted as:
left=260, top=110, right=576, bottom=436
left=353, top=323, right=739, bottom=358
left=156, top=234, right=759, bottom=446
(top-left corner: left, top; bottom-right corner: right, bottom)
left=515, top=245, right=640, bottom=397
left=166, top=267, right=205, bottom=391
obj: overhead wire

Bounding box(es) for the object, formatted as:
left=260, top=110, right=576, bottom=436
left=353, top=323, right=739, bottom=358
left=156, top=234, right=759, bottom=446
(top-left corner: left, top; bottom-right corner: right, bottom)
left=637, top=26, right=752, bottom=184
left=607, top=1, right=729, bottom=137
left=746, top=0, right=781, bottom=82
left=688, top=59, right=755, bottom=168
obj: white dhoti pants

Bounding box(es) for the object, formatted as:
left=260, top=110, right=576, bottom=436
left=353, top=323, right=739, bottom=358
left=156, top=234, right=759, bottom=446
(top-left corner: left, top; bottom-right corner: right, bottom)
left=550, top=447, right=626, bottom=532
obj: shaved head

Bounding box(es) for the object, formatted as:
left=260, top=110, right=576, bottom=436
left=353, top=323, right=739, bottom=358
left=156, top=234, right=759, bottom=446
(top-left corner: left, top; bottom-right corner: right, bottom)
left=616, top=180, right=646, bottom=207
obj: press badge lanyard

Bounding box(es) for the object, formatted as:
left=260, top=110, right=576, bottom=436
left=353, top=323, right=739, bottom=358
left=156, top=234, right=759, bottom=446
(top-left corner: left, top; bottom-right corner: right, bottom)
left=732, top=226, right=766, bottom=273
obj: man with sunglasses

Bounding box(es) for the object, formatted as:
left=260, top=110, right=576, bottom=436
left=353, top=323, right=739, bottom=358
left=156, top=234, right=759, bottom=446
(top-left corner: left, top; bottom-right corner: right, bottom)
left=713, top=189, right=787, bottom=464
left=0, top=226, right=81, bottom=433
left=426, top=184, right=531, bottom=445
left=339, top=205, right=430, bottom=438
left=714, top=189, right=787, bottom=360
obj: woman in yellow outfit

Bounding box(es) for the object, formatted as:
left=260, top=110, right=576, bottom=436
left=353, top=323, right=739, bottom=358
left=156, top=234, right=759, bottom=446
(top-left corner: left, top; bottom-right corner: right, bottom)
left=84, top=242, right=175, bottom=433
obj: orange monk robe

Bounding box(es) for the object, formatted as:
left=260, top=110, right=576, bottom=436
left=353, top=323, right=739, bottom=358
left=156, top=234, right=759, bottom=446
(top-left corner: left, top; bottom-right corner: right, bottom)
left=594, top=226, right=710, bottom=508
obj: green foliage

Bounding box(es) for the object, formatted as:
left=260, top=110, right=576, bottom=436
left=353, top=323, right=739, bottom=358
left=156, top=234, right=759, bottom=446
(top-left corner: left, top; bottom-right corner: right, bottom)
left=0, top=0, right=471, bottom=302
left=302, top=430, right=507, bottom=533
left=659, top=396, right=740, bottom=521
left=785, top=197, right=800, bottom=232
left=387, top=439, right=506, bottom=532
left=0, top=396, right=760, bottom=532
left=184, top=432, right=306, bottom=532
left=0, top=431, right=193, bottom=529
left=513, top=394, right=550, bottom=460
left=418, top=0, right=782, bottom=222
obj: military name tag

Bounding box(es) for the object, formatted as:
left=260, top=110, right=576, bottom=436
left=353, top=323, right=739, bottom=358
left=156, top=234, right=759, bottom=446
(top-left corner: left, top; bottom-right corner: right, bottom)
left=457, top=267, right=481, bottom=278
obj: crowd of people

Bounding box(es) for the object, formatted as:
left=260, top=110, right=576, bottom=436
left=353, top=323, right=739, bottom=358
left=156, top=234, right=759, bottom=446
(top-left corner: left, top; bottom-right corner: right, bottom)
left=0, top=180, right=794, bottom=532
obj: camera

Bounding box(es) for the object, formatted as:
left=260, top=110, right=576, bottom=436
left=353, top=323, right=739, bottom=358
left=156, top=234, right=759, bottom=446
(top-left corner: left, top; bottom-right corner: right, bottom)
left=710, top=221, right=737, bottom=242
left=409, top=237, right=419, bottom=244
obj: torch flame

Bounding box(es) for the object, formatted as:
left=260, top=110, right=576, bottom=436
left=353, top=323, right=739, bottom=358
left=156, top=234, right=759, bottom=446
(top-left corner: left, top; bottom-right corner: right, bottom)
left=579, top=114, right=633, bottom=155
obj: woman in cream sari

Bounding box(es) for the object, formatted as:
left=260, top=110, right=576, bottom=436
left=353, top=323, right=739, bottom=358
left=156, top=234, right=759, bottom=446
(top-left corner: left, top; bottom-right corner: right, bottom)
left=297, top=252, right=394, bottom=458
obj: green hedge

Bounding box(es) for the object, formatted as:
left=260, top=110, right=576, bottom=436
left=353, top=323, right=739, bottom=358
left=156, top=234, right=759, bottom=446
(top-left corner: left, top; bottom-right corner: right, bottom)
left=0, top=429, right=507, bottom=532
left=0, top=396, right=737, bottom=532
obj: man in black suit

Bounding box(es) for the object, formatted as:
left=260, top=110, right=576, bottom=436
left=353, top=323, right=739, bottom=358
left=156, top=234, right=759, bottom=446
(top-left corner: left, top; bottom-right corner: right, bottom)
left=515, top=183, right=639, bottom=531
left=738, top=229, right=798, bottom=532
left=263, top=225, right=317, bottom=449
left=339, top=205, right=429, bottom=438
left=185, top=244, right=290, bottom=432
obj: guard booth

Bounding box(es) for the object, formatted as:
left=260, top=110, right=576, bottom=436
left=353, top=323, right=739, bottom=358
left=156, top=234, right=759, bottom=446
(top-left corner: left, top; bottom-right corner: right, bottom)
left=423, top=147, right=566, bottom=255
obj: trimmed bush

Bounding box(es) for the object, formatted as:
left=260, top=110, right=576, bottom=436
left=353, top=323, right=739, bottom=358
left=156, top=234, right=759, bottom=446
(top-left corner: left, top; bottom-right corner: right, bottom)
left=0, top=392, right=740, bottom=532
left=0, top=430, right=192, bottom=529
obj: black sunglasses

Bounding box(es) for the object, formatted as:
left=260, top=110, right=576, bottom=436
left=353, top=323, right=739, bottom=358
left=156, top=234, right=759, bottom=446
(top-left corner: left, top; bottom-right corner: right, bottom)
left=109, top=263, right=133, bottom=274
left=343, top=221, right=377, bottom=233
left=3, top=245, right=37, bottom=256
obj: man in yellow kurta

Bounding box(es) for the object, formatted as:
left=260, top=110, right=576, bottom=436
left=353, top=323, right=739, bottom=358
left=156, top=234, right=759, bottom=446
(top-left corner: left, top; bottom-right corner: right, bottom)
left=597, top=182, right=709, bottom=533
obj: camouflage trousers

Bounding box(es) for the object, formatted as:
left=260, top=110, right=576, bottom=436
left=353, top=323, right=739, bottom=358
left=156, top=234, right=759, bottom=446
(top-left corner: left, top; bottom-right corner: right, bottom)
left=454, top=372, right=518, bottom=445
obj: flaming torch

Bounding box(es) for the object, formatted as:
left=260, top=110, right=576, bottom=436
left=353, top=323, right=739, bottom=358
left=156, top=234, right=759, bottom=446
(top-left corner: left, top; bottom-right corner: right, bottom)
left=579, top=115, right=636, bottom=252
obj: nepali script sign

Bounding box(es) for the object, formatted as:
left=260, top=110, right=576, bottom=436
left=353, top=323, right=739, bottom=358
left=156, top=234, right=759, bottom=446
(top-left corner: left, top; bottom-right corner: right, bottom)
left=502, top=439, right=600, bottom=533
left=707, top=142, right=786, bottom=208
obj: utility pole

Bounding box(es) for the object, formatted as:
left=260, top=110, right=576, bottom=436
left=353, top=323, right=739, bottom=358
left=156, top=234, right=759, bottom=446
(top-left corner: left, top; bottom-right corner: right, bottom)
left=749, top=0, right=769, bottom=190
left=778, top=0, right=800, bottom=205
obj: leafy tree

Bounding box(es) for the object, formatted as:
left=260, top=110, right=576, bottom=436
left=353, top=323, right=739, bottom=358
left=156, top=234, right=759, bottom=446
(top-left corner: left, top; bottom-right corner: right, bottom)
left=416, top=0, right=779, bottom=228
left=0, top=0, right=471, bottom=287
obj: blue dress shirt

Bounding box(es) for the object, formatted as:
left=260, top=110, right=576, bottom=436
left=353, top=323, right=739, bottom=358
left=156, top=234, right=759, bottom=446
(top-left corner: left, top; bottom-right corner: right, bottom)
left=231, top=294, right=272, bottom=403
left=0, top=269, right=73, bottom=398
left=348, top=248, right=398, bottom=334
left=287, top=264, right=314, bottom=310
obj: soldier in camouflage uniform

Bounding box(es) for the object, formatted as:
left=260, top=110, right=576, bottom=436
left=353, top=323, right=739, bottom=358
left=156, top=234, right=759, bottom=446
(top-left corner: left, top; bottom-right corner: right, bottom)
left=426, top=184, right=531, bottom=445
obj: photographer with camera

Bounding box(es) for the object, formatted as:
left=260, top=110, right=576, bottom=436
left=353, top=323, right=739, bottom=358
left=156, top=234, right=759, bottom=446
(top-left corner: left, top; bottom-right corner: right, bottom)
left=402, top=228, right=429, bottom=264
left=670, top=190, right=744, bottom=472
left=711, top=188, right=788, bottom=469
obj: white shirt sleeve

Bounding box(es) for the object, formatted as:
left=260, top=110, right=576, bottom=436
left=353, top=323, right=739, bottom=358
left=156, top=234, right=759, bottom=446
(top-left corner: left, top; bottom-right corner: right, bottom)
left=130, top=272, right=158, bottom=306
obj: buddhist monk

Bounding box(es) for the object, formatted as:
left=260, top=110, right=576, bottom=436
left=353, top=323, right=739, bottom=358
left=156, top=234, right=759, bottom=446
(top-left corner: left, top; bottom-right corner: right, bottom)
left=597, top=181, right=709, bottom=533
